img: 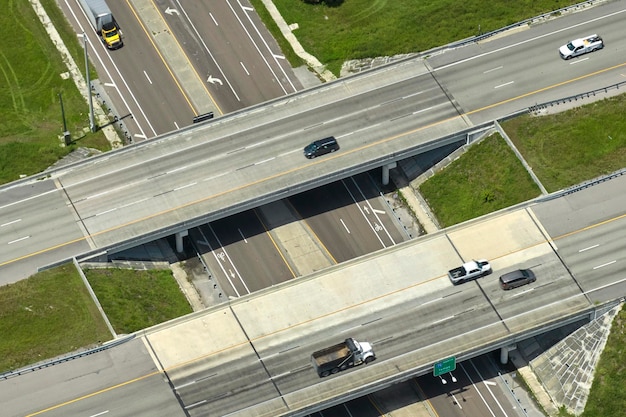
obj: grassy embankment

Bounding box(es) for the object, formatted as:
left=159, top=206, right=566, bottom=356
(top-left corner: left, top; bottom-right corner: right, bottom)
left=84, top=268, right=192, bottom=335
left=257, top=0, right=581, bottom=76
left=0, top=0, right=109, bottom=186
left=420, top=94, right=626, bottom=227
left=0, top=266, right=191, bottom=373
left=0, top=264, right=111, bottom=373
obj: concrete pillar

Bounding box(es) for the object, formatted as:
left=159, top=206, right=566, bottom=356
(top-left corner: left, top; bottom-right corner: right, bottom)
left=500, top=346, right=509, bottom=364
left=500, top=344, right=517, bottom=364
left=175, top=230, right=188, bottom=253
left=382, top=162, right=397, bottom=186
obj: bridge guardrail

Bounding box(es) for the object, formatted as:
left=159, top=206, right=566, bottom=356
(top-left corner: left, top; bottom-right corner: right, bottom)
left=0, top=334, right=135, bottom=380
left=539, top=167, right=626, bottom=202
left=447, top=0, right=604, bottom=49
left=529, top=80, right=626, bottom=113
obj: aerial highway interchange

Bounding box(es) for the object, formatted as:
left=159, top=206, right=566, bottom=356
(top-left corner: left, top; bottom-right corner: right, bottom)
left=2, top=0, right=623, bottom=415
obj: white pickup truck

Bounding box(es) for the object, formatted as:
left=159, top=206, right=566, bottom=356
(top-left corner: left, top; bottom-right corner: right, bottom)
left=559, top=34, right=603, bottom=60
left=448, top=260, right=492, bottom=285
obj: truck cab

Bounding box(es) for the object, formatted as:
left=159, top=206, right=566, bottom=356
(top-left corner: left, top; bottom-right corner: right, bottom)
left=100, top=17, right=123, bottom=49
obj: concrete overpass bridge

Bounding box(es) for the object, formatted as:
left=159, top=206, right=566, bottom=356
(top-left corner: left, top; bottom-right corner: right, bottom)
left=3, top=171, right=626, bottom=417
left=3, top=1, right=626, bottom=279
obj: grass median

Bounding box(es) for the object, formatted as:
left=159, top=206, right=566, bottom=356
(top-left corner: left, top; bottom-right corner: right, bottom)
left=84, top=268, right=192, bottom=335
left=503, top=95, right=626, bottom=193
left=419, top=132, right=542, bottom=228
left=421, top=94, right=626, bottom=227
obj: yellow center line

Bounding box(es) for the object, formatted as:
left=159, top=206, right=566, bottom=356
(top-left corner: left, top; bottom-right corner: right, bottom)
left=26, top=208, right=625, bottom=415
left=3, top=62, right=625, bottom=268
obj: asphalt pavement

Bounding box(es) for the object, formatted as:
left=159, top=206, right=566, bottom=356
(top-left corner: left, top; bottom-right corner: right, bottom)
left=37, top=0, right=626, bottom=414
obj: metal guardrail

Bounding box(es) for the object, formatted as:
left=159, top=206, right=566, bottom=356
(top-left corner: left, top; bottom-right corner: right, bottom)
left=539, top=167, right=626, bottom=201
left=528, top=80, right=626, bottom=112
left=0, top=334, right=135, bottom=380
left=448, top=0, right=603, bottom=49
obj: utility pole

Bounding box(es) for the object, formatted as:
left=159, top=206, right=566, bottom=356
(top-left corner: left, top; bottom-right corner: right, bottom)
left=59, top=92, right=71, bottom=146
left=84, top=32, right=96, bottom=132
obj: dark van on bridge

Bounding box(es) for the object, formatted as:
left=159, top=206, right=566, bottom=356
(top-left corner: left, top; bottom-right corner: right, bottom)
left=304, top=136, right=339, bottom=158
left=499, top=269, right=536, bottom=290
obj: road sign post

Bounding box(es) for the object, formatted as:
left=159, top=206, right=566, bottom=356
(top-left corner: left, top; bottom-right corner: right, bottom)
left=433, top=356, right=456, bottom=377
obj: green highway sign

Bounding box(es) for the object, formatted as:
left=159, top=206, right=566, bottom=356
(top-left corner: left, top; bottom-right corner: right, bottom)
left=433, top=356, right=456, bottom=377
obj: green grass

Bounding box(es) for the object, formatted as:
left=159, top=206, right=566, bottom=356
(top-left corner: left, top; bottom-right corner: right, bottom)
left=266, top=0, right=579, bottom=75
left=0, top=264, right=111, bottom=373
left=85, top=269, right=192, bottom=334
left=249, top=0, right=304, bottom=69
left=581, top=305, right=626, bottom=417
left=39, top=0, right=98, bottom=81
left=502, top=95, right=626, bottom=193
left=419, top=133, right=541, bottom=227
left=0, top=0, right=110, bottom=185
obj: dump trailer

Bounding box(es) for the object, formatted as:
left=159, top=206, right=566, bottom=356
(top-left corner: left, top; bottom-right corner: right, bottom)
left=311, top=338, right=375, bottom=378
left=79, top=0, right=123, bottom=49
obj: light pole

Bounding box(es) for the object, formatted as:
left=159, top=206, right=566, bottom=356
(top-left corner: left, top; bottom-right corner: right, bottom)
left=83, top=32, right=96, bottom=132
left=59, top=92, right=71, bottom=145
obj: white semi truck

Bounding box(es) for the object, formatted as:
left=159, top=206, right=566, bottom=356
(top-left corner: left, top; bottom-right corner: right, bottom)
left=78, top=0, right=123, bottom=49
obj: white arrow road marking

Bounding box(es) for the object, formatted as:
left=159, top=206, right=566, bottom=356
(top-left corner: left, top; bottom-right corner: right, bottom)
left=207, top=75, right=224, bottom=85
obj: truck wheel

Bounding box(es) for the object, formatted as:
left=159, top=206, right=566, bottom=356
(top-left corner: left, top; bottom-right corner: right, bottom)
left=331, top=368, right=340, bottom=374
left=340, top=364, right=348, bottom=370
left=364, top=356, right=376, bottom=364
left=321, top=371, right=330, bottom=377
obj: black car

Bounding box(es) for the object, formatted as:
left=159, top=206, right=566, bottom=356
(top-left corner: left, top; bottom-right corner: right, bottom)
left=304, top=136, right=339, bottom=158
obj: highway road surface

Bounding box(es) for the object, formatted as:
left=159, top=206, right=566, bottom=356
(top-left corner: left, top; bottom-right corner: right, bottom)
left=0, top=56, right=467, bottom=283
left=61, top=0, right=302, bottom=139
left=3, top=1, right=626, bottom=285
left=3, top=172, right=626, bottom=417
left=190, top=172, right=410, bottom=298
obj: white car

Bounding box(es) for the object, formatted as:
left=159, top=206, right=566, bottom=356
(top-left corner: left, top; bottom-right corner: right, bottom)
left=559, top=34, right=604, bottom=59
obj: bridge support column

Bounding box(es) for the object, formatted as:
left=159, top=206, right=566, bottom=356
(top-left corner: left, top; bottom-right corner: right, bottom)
left=500, top=345, right=517, bottom=364
left=382, top=162, right=397, bottom=186
left=175, top=230, right=188, bottom=253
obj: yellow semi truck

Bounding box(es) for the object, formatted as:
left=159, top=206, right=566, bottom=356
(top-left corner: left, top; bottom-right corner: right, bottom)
left=79, top=0, right=123, bottom=50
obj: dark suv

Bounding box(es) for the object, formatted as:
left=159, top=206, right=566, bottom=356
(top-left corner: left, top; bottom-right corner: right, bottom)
left=499, top=269, right=536, bottom=290
left=304, top=136, right=339, bottom=159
